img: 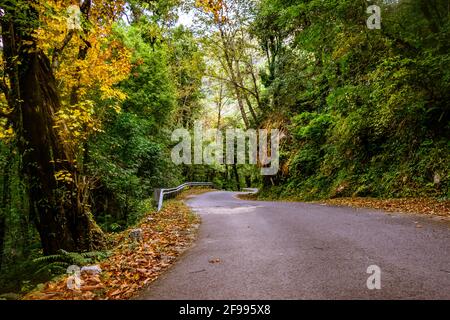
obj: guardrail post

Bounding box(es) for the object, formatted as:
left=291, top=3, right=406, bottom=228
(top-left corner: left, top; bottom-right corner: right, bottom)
left=154, top=188, right=162, bottom=203
left=154, top=189, right=163, bottom=211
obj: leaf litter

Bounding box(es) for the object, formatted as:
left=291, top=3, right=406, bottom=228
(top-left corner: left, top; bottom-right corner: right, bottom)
left=23, top=197, right=200, bottom=300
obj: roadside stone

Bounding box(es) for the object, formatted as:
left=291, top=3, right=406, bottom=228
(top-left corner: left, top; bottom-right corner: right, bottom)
left=81, top=265, right=102, bottom=275
left=434, top=173, right=441, bottom=185
left=129, top=228, right=143, bottom=242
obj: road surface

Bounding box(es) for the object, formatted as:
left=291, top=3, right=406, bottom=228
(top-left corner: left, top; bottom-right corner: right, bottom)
left=137, top=191, right=450, bottom=300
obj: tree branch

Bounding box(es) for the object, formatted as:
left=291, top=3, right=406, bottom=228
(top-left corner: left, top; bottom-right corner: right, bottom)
left=52, top=30, right=75, bottom=69
left=52, top=0, right=92, bottom=69
left=206, top=74, right=259, bottom=100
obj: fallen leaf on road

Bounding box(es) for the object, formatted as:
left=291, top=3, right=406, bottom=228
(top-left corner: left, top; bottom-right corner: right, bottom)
left=209, top=258, right=221, bottom=264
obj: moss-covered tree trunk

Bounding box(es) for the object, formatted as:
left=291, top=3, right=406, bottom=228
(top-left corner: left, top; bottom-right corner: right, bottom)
left=1, top=1, right=105, bottom=255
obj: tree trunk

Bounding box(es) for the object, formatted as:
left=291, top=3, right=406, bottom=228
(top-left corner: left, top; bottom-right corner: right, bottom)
left=236, top=60, right=258, bottom=123
left=243, top=92, right=258, bottom=123
left=1, top=2, right=105, bottom=255
left=0, top=164, right=8, bottom=271
left=0, top=148, right=12, bottom=270
left=245, top=175, right=251, bottom=188
left=233, top=164, right=241, bottom=191
left=21, top=52, right=104, bottom=255
left=0, top=213, right=4, bottom=271
left=219, top=29, right=250, bottom=129
left=224, top=164, right=229, bottom=188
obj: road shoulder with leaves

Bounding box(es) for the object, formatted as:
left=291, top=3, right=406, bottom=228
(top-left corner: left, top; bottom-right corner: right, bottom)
left=239, top=194, right=449, bottom=218
left=23, top=193, right=202, bottom=300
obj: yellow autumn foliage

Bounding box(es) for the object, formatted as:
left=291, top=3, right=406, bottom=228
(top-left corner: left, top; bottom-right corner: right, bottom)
left=196, top=0, right=225, bottom=22
left=0, top=53, right=13, bottom=142
left=31, top=0, right=131, bottom=152
left=0, top=121, right=14, bottom=141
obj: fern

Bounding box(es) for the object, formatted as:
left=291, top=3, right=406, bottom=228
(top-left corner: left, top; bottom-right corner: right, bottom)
left=32, top=250, right=110, bottom=277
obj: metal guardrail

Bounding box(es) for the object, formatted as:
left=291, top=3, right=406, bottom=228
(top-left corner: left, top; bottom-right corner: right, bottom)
left=154, top=182, right=215, bottom=212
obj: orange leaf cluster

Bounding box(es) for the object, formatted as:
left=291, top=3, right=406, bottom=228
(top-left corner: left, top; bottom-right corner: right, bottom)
left=23, top=201, right=200, bottom=300
left=323, top=197, right=450, bottom=217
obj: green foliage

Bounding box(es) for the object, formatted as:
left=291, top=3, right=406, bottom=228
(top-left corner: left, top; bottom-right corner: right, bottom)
left=117, top=24, right=177, bottom=128
left=0, top=1, right=205, bottom=295
left=1, top=0, right=448, bottom=298
left=253, top=0, right=450, bottom=200
left=32, top=250, right=110, bottom=277
left=86, top=19, right=208, bottom=231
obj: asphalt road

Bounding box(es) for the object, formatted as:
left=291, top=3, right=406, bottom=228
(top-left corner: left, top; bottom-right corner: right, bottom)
left=137, top=191, right=450, bottom=300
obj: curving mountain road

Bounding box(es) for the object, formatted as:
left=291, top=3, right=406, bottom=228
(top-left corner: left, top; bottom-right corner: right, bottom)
left=137, top=191, right=450, bottom=300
